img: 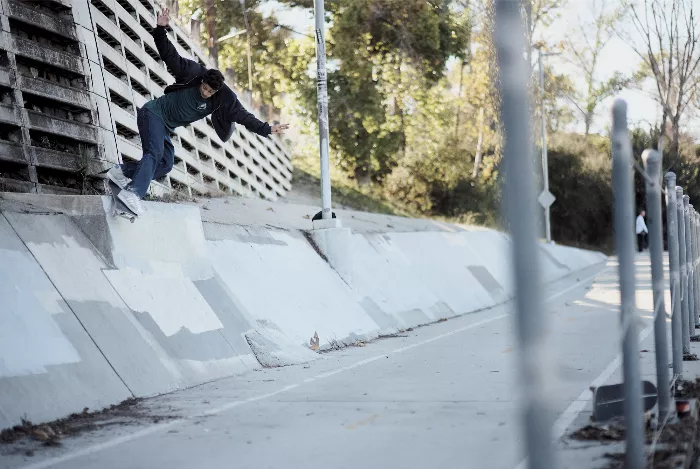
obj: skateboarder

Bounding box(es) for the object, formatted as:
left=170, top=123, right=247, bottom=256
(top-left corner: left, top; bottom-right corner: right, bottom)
left=107, top=7, right=289, bottom=215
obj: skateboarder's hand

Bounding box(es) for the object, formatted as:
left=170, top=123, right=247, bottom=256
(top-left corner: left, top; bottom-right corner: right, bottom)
left=271, top=124, right=289, bottom=135
left=157, top=7, right=170, bottom=27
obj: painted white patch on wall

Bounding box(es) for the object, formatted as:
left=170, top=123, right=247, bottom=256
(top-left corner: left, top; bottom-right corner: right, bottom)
left=461, top=230, right=515, bottom=293
left=105, top=201, right=212, bottom=280
left=104, top=267, right=224, bottom=337
left=0, top=250, right=81, bottom=378
left=387, top=231, right=496, bottom=314
left=208, top=233, right=380, bottom=347
left=25, top=236, right=125, bottom=307
left=350, top=233, right=442, bottom=319
left=34, top=289, right=67, bottom=315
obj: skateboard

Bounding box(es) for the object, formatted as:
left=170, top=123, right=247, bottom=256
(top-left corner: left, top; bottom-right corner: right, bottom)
left=591, top=380, right=657, bottom=422
left=104, top=179, right=138, bottom=223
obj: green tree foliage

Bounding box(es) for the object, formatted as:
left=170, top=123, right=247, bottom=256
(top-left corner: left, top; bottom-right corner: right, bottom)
left=547, top=134, right=612, bottom=248
left=546, top=127, right=700, bottom=252
left=177, top=0, right=314, bottom=105
left=285, top=0, right=470, bottom=184
left=538, top=65, right=577, bottom=133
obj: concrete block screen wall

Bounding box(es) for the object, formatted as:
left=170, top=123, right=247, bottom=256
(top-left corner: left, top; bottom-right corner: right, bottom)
left=0, top=0, right=292, bottom=198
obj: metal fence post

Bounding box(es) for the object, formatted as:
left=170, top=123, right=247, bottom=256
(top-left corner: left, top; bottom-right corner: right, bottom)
left=684, top=196, right=695, bottom=341
left=686, top=205, right=700, bottom=338
left=677, top=187, right=690, bottom=353
left=693, top=210, right=700, bottom=331
left=493, top=1, right=556, bottom=468
left=538, top=50, right=552, bottom=243
left=611, top=100, right=645, bottom=469
left=642, top=150, right=671, bottom=420
left=665, top=173, right=683, bottom=376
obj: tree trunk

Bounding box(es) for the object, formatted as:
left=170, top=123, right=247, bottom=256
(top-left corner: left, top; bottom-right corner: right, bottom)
left=525, top=1, right=532, bottom=75
left=354, top=166, right=371, bottom=187
left=584, top=112, right=592, bottom=136
left=190, top=17, right=201, bottom=38
left=240, top=0, right=254, bottom=91
left=398, top=55, right=406, bottom=154
left=205, top=0, right=218, bottom=64
left=473, top=106, right=485, bottom=178
left=670, top=114, right=681, bottom=159
left=658, top=108, right=668, bottom=152
left=166, top=0, right=178, bottom=17
left=455, top=60, right=465, bottom=137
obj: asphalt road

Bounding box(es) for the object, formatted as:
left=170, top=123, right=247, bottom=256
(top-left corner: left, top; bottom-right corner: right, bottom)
left=4, top=257, right=661, bottom=469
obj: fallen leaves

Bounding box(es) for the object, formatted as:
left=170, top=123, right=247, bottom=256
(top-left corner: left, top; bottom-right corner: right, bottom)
left=309, top=331, right=320, bottom=351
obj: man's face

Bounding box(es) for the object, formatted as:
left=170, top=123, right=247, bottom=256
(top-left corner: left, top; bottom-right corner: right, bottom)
left=641, top=211, right=646, bottom=217
left=200, top=83, right=218, bottom=99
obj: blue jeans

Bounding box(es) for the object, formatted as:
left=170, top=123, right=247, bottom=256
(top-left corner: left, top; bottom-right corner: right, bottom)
left=121, top=107, right=174, bottom=198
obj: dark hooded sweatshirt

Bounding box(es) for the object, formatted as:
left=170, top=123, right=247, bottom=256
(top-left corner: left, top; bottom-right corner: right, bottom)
left=151, top=25, right=271, bottom=141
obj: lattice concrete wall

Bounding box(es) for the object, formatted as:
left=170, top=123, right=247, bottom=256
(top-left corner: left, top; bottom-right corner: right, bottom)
left=0, top=0, right=292, bottom=199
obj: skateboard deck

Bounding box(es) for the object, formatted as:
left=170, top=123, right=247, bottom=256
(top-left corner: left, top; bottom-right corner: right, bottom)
left=104, top=179, right=138, bottom=223
left=591, top=380, right=657, bottom=422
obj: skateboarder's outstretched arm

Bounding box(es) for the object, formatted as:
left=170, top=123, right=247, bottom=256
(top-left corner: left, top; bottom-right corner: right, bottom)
left=221, top=98, right=290, bottom=138
left=226, top=98, right=272, bottom=137
left=152, top=8, right=205, bottom=83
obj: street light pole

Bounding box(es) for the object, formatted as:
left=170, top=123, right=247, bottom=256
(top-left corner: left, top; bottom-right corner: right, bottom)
left=536, top=48, right=560, bottom=243
left=313, top=0, right=333, bottom=221
left=217, top=28, right=247, bottom=43
left=538, top=49, right=551, bottom=243
left=239, top=0, right=253, bottom=91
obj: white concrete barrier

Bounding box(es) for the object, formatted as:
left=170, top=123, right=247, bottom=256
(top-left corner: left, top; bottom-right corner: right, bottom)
left=341, top=232, right=444, bottom=332
left=205, top=222, right=381, bottom=349
left=102, top=198, right=213, bottom=280
left=0, top=193, right=607, bottom=429
left=541, top=242, right=607, bottom=272
left=0, top=213, right=131, bottom=429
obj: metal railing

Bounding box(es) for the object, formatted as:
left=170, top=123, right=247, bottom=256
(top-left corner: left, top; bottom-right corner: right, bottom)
left=493, top=1, right=699, bottom=468
left=494, top=1, right=556, bottom=467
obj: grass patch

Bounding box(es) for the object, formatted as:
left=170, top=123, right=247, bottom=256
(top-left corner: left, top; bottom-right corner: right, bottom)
left=291, top=167, right=405, bottom=216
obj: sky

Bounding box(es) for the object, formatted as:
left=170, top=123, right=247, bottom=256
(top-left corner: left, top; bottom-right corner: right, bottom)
left=258, top=0, right=700, bottom=140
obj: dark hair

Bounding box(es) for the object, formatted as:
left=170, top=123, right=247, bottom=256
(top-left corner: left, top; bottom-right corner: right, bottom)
left=203, top=69, right=224, bottom=91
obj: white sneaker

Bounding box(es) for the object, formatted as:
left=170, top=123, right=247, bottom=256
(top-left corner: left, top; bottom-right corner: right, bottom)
left=117, top=188, right=144, bottom=215
left=107, top=165, right=130, bottom=189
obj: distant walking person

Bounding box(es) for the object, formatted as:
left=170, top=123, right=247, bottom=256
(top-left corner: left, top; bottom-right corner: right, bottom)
left=107, top=7, right=288, bottom=215
left=636, top=209, right=648, bottom=252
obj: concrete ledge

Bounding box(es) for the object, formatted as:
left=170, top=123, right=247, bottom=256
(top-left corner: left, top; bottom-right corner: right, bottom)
left=312, top=217, right=342, bottom=230
left=0, top=192, right=105, bottom=215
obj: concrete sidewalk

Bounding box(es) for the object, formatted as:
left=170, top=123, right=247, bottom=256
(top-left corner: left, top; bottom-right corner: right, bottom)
left=556, top=251, right=699, bottom=468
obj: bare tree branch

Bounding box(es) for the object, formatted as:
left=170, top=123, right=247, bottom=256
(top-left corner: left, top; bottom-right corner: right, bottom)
left=566, top=1, right=631, bottom=133
left=624, top=0, right=700, bottom=155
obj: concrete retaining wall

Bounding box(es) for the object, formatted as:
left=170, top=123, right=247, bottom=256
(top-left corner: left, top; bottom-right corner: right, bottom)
left=0, top=213, right=131, bottom=426
left=0, top=193, right=606, bottom=429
